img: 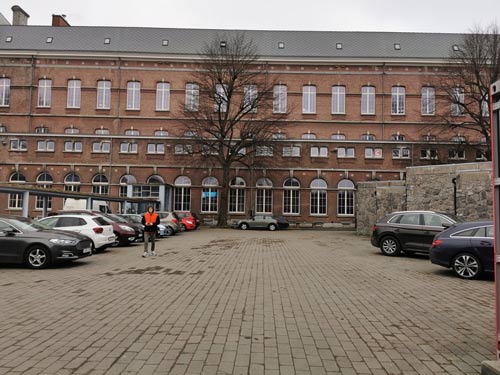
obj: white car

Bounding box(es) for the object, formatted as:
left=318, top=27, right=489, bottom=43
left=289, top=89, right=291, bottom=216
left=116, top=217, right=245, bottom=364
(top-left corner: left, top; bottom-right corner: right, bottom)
left=38, top=214, right=116, bottom=251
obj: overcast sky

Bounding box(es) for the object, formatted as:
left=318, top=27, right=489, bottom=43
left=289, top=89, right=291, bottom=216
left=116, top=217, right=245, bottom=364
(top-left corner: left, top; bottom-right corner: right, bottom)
left=1, top=0, right=499, bottom=33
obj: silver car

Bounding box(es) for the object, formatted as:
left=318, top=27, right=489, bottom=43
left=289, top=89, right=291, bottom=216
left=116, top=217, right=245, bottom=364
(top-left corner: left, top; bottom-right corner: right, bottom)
left=233, top=215, right=289, bottom=231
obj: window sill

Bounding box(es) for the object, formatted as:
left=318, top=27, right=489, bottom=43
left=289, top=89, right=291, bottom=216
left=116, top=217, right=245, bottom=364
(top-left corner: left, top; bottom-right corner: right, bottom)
left=9, top=150, right=27, bottom=152
left=36, top=150, right=55, bottom=153
left=63, top=151, right=83, bottom=153
left=96, top=107, right=111, bottom=110
left=66, top=107, right=81, bottom=110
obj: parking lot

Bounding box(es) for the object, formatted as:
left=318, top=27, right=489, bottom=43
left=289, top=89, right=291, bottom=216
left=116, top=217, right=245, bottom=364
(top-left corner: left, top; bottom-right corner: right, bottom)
left=0, top=228, right=494, bottom=375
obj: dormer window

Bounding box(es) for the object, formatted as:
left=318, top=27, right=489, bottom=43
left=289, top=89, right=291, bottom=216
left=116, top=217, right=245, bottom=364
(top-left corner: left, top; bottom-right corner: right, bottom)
left=453, top=45, right=460, bottom=51
left=278, top=42, right=285, bottom=49
left=104, top=38, right=111, bottom=44
left=46, top=37, right=53, bottom=43
left=394, top=43, right=401, bottom=50
left=336, top=43, right=343, bottom=50
left=5, top=36, right=13, bottom=43
left=162, top=39, right=169, bottom=46
left=220, top=41, right=227, bottom=48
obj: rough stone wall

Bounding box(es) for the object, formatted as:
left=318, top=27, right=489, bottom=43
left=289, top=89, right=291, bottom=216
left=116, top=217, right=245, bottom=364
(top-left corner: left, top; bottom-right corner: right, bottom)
left=357, top=162, right=492, bottom=235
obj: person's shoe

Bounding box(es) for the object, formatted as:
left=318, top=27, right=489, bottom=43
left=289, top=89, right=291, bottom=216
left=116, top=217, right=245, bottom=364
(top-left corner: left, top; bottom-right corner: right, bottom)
left=142, top=252, right=148, bottom=258
left=151, top=251, right=157, bottom=256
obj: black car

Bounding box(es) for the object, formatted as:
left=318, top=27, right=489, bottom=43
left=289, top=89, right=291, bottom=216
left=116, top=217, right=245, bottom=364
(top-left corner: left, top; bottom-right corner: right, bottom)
left=371, top=210, right=463, bottom=256
left=430, top=221, right=494, bottom=279
left=0, top=216, right=93, bottom=269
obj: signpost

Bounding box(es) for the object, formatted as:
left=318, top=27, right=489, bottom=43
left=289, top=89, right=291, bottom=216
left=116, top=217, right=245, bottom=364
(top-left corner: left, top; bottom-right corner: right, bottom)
left=492, top=79, right=500, bottom=359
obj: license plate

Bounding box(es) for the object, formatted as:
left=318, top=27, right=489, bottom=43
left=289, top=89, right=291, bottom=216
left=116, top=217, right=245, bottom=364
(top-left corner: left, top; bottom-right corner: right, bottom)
left=83, top=247, right=91, bottom=254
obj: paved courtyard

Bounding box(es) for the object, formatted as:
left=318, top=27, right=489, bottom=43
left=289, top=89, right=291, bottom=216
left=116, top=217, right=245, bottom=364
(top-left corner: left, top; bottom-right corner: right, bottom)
left=0, top=228, right=495, bottom=375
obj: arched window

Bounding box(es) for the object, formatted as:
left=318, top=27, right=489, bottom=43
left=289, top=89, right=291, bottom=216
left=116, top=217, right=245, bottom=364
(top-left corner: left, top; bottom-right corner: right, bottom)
left=201, top=177, right=219, bottom=213
left=120, top=174, right=137, bottom=197
left=174, top=176, right=191, bottom=211
left=92, top=174, right=109, bottom=195
left=64, top=173, right=81, bottom=192
left=337, top=179, right=355, bottom=216
left=256, top=177, right=273, bottom=214
left=229, top=177, right=246, bottom=214
left=8, top=172, right=26, bottom=209
left=36, top=173, right=53, bottom=209
left=310, top=179, right=327, bottom=215
left=283, top=178, right=300, bottom=215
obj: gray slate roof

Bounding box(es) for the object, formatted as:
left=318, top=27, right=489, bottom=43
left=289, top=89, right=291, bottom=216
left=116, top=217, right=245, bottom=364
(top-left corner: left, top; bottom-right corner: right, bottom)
left=0, top=25, right=464, bottom=60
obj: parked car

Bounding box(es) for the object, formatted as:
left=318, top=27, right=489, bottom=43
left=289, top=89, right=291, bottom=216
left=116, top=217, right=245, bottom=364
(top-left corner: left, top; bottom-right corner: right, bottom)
left=38, top=214, right=116, bottom=251
left=233, top=215, right=289, bottom=231
left=56, top=210, right=137, bottom=246
left=176, top=212, right=197, bottom=231
left=430, top=221, right=494, bottom=279
left=103, top=213, right=144, bottom=242
left=0, top=216, right=93, bottom=269
left=156, top=211, right=181, bottom=235
left=371, top=210, right=463, bottom=256
left=118, top=214, right=170, bottom=237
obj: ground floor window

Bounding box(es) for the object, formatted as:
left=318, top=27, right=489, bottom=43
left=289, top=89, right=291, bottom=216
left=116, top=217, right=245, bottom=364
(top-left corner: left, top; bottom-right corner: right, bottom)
left=201, top=177, right=218, bottom=213
left=8, top=193, right=23, bottom=209
left=283, top=178, right=300, bottom=214
left=337, top=179, right=355, bottom=216
left=174, top=176, right=191, bottom=211
left=310, top=179, right=327, bottom=215
left=256, top=177, right=273, bottom=214
left=35, top=196, right=52, bottom=210
left=229, top=177, right=245, bottom=213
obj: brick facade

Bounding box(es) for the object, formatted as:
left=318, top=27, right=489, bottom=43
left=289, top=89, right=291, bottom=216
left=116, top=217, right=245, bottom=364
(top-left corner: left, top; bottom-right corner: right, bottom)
left=0, top=32, right=486, bottom=223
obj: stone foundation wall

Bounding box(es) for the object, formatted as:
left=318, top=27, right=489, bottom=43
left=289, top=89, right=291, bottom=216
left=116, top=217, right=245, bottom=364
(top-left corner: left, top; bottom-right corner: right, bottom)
left=356, top=162, right=492, bottom=235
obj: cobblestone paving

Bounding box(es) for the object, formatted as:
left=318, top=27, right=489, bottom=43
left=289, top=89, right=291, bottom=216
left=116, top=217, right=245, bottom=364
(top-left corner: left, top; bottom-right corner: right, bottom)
left=0, top=229, right=494, bottom=374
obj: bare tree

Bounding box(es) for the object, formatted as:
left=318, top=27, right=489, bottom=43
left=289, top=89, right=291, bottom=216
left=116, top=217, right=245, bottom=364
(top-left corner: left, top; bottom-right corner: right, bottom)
left=435, top=24, right=500, bottom=160
left=181, top=32, right=285, bottom=226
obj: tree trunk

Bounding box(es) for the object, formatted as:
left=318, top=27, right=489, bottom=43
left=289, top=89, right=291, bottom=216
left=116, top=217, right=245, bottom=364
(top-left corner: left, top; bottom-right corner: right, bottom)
left=217, top=165, right=230, bottom=227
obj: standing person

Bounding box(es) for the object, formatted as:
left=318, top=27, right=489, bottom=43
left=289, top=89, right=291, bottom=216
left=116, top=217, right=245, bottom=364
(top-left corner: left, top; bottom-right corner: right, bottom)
left=141, top=206, right=160, bottom=257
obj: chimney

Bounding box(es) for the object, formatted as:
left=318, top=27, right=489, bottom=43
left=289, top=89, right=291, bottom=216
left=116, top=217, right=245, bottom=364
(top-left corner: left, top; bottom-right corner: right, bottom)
left=11, top=5, right=29, bottom=26
left=52, top=14, right=70, bottom=27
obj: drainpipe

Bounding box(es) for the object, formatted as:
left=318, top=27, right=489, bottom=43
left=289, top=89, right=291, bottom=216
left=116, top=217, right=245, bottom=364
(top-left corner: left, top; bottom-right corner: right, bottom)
left=452, top=177, right=457, bottom=215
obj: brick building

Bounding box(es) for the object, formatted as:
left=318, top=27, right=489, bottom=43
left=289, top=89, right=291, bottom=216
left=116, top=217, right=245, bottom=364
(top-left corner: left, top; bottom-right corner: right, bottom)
left=0, top=7, right=487, bottom=225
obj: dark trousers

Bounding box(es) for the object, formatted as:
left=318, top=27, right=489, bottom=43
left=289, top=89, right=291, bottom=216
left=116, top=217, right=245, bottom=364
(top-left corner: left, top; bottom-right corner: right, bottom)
left=144, top=231, right=156, bottom=252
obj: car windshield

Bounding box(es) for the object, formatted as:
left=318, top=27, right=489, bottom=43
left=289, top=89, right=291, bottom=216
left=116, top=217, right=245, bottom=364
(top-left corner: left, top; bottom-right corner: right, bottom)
left=126, top=215, right=142, bottom=223
left=11, top=217, right=52, bottom=231
left=107, top=214, right=128, bottom=223
left=443, top=213, right=464, bottom=223
left=177, top=212, right=189, bottom=218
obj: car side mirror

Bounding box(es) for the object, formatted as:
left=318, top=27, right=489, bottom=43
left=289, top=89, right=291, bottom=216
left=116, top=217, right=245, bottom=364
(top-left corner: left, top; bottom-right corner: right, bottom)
left=442, top=222, right=452, bottom=229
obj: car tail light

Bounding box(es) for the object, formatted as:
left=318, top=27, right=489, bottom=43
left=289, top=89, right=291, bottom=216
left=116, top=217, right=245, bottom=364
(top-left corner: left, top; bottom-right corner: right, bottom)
left=93, top=227, right=104, bottom=234
left=431, top=239, right=443, bottom=248
left=371, top=225, right=377, bottom=232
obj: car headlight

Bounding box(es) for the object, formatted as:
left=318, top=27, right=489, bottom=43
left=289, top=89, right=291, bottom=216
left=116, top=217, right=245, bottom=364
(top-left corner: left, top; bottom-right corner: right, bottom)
left=50, top=238, right=78, bottom=245
left=119, top=224, right=135, bottom=232
left=186, top=220, right=193, bottom=224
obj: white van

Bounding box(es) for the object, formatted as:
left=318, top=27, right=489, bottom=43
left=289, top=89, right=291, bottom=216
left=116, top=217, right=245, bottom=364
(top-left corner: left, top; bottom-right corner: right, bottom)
left=63, top=198, right=111, bottom=213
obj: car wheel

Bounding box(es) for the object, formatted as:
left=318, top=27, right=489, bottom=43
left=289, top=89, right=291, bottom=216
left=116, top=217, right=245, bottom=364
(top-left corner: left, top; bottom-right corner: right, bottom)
left=452, top=253, right=481, bottom=279
left=25, top=245, right=51, bottom=269
left=380, top=236, right=401, bottom=256
left=240, top=223, right=249, bottom=230
left=91, top=242, right=97, bottom=254
left=181, top=224, right=187, bottom=232
left=165, top=226, right=174, bottom=236
left=268, top=223, right=277, bottom=231
left=111, top=232, right=120, bottom=247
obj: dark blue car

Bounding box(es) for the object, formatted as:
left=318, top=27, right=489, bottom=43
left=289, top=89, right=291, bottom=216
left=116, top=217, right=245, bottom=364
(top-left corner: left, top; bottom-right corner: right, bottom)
left=429, top=221, right=494, bottom=279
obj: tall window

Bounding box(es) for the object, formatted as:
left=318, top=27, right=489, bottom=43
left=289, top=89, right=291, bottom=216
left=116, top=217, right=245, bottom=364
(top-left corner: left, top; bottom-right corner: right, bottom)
left=273, top=84, right=287, bottom=113
left=38, top=79, right=52, bottom=107
left=337, top=179, right=355, bottom=216
left=0, top=78, right=10, bottom=107
left=244, top=85, right=258, bottom=113
left=174, top=176, right=191, bottom=211
left=391, top=86, right=405, bottom=115
left=156, top=82, right=170, bottom=111
left=201, top=177, right=219, bottom=213
left=229, top=177, right=246, bottom=213
left=310, top=179, right=327, bottom=215
left=451, top=87, right=465, bottom=116
left=64, top=173, right=81, bottom=192
left=215, top=84, right=228, bottom=112
left=361, top=86, right=375, bottom=115
left=421, top=87, right=435, bottom=115
left=67, top=79, right=81, bottom=108
left=35, top=173, right=53, bottom=210
left=97, top=80, right=111, bottom=109
left=92, top=174, right=109, bottom=195
left=185, top=83, right=199, bottom=111
left=256, top=177, right=273, bottom=214
left=283, top=178, right=300, bottom=215
left=302, top=85, right=316, bottom=114
left=126, top=81, right=141, bottom=110
left=9, top=172, right=26, bottom=209
left=332, top=85, right=345, bottom=114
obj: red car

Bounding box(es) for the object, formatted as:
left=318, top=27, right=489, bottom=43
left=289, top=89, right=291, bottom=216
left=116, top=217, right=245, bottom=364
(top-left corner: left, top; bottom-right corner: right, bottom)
left=177, top=212, right=199, bottom=231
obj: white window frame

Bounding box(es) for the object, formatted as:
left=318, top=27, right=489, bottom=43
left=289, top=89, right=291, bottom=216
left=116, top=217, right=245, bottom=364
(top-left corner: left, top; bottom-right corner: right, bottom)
left=185, top=83, right=199, bottom=112
left=37, top=140, right=55, bottom=152
left=120, top=142, right=138, bottom=153
left=64, top=141, right=83, bottom=153
left=126, top=81, right=141, bottom=110
left=337, top=147, right=355, bottom=158
left=361, top=86, right=375, bottom=115
left=311, top=146, right=328, bottom=157
left=201, top=177, right=219, bottom=213
left=38, top=79, right=52, bottom=108
left=215, top=84, right=228, bottom=113
left=451, top=87, right=465, bottom=116
left=332, top=85, right=346, bottom=114
left=337, top=180, right=355, bottom=217
left=97, top=80, right=111, bottom=109
left=421, top=87, right=435, bottom=115
left=0, top=78, right=11, bottom=107
left=391, top=86, right=405, bottom=115
left=283, top=178, right=300, bottom=215
left=10, top=139, right=27, bottom=151
left=273, top=84, right=287, bottom=113
left=283, top=146, right=301, bottom=157
left=310, top=179, right=327, bottom=216
left=302, top=85, right=316, bottom=114
left=156, top=82, right=170, bottom=111
left=244, top=85, right=258, bottom=113
left=365, top=147, right=383, bottom=159
left=229, top=177, right=246, bottom=214
left=67, top=79, right=81, bottom=109
left=147, top=143, right=165, bottom=154
left=392, top=147, right=411, bottom=159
